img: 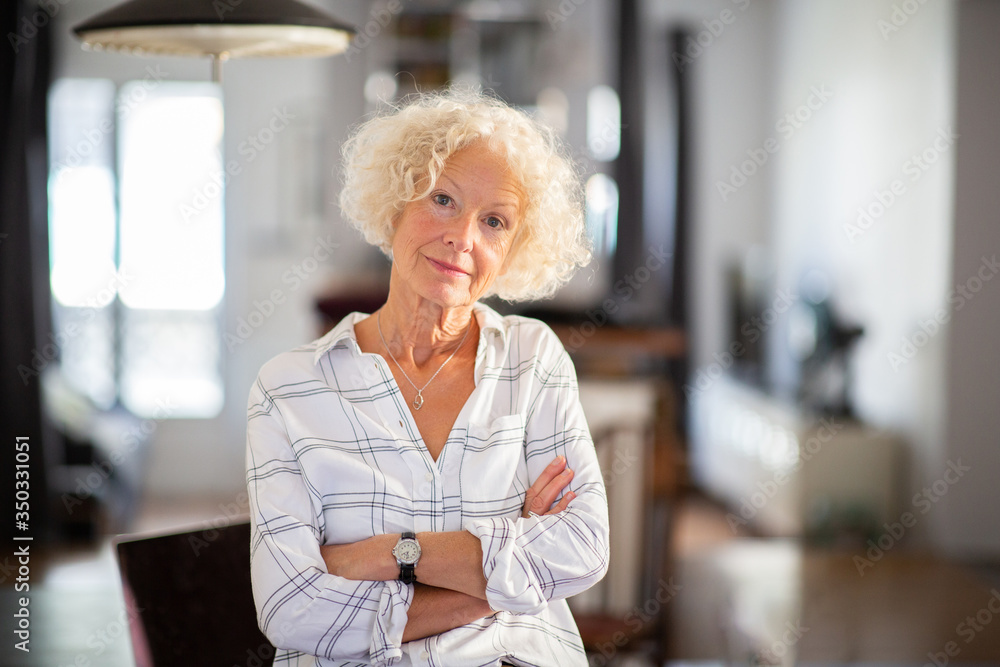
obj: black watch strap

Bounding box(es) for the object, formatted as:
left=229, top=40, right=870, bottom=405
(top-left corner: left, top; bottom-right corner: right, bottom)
left=399, top=531, right=417, bottom=584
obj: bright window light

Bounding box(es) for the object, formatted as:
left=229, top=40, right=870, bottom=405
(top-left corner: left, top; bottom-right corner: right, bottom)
left=47, top=78, right=227, bottom=419
left=587, top=85, right=621, bottom=162
left=585, top=173, right=619, bottom=257
left=47, top=78, right=119, bottom=406
left=50, top=166, right=119, bottom=307
left=116, top=81, right=226, bottom=418
left=118, top=82, right=225, bottom=311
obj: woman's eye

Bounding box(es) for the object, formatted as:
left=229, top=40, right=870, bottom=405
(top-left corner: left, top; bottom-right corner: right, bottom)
left=486, top=216, right=503, bottom=229
left=433, top=194, right=452, bottom=206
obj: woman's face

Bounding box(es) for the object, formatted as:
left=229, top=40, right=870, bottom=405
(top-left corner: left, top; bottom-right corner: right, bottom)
left=390, top=142, right=523, bottom=309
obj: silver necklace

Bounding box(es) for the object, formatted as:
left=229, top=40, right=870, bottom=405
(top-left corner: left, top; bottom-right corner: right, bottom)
left=377, top=310, right=472, bottom=411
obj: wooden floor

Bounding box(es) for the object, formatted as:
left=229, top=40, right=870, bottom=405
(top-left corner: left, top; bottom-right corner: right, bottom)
left=2, top=494, right=1000, bottom=666
left=667, top=497, right=1000, bottom=664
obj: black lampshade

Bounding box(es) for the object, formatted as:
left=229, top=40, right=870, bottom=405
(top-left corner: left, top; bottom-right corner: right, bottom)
left=73, top=0, right=355, bottom=59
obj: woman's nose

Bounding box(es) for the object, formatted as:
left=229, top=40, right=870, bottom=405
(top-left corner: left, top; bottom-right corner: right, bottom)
left=444, top=214, right=476, bottom=252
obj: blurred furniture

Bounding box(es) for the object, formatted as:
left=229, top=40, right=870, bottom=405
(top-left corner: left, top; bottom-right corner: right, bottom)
left=556, top=319, right=686, bottom=664
left=43, top=370, right=151, bottom=539
left=571, top=379, right=679, bottom=664
left=315, top=284, right=389, bottom=334
left=689, top=374, right=901, bottom=540
left=115, top=519, right=274, bottom=667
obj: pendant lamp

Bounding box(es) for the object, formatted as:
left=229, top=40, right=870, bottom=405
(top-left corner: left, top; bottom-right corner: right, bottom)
left=73, top=0, right=355, bottom=81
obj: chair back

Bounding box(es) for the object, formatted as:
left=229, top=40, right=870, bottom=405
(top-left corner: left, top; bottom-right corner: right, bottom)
left=115, top=519, right=275, bottom=667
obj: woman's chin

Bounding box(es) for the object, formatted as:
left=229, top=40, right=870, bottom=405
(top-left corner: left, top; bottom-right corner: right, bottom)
left=411, top=279, right=482, bottom=309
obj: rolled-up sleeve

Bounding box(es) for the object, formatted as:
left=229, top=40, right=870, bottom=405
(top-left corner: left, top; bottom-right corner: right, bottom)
left=465, top=343, right=610, bottom=614
left=246, top=377, right=411, bottom=665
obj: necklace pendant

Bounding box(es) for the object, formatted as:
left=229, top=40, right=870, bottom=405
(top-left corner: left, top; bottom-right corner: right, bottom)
left=412, top=392, right=424, bottom=410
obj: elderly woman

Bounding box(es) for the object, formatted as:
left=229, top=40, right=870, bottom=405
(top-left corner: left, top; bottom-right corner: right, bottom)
left=246, top=89, right=609, bottom=666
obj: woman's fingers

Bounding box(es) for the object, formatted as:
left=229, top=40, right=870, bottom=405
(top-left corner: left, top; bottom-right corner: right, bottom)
left=522, top=456, right=566, bottom=517
left=522, top=456, right=576, bottom=518
left=548, top=489, right=576, bottom=515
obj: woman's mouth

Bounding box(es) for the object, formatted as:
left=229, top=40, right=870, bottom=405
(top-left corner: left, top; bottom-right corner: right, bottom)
left=428, top=257, right=468, bottom=277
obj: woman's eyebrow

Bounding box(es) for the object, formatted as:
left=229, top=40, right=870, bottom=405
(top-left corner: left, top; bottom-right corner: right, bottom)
left=437, top=172, right=520, bottom=212
left=437, top=173, right=463, bottom=195
left=490, top=200, right=520, bottom=215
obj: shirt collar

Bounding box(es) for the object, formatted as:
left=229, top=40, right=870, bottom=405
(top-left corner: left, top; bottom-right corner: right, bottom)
left=311, top=311, right=367, bottom=365
left=311, top=302, right=508, bottom=366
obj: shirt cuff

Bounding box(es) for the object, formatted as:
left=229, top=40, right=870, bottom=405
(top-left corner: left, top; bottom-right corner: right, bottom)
left=370, top=580, right=413, bottom=666
left=465, top=516, right=547, bottom=615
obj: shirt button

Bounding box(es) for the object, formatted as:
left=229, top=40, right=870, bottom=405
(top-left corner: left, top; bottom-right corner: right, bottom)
left=420, top=650, right=430, bottom=661
left=424, top=472, right=434, bottom=483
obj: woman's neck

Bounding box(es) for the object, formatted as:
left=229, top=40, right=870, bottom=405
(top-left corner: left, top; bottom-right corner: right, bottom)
left=376, top=291, right=475, bottom=368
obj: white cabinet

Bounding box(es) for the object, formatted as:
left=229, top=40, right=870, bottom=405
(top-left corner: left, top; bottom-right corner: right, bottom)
left=689, top=376, right=900, bottom=537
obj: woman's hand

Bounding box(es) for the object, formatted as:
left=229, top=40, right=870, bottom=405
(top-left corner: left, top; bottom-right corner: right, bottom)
left=320, top=534, right=397, bottom=581
left=522, top=456, right=576, bottom=518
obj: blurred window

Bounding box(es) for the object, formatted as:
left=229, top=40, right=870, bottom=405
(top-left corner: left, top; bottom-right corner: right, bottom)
left=47, top=78, right=225, bottom=418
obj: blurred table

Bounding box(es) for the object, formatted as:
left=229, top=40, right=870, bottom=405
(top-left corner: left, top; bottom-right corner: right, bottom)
left=548, top=323, right=686, bottom=376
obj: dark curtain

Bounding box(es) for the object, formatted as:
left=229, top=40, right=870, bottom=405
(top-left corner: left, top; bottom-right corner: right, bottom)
left=1, top=0, right=54, bottom=541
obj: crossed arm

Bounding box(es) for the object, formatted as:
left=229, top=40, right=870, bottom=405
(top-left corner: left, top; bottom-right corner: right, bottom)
left=320, top=455, right=577, bottom=642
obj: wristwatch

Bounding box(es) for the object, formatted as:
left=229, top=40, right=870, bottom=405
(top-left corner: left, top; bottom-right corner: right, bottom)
left=392, top=531, right=421, bottom=584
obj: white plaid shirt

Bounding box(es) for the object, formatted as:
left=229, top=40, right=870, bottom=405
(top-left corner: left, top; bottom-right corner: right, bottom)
left=246, top=303, right=609, bottom=666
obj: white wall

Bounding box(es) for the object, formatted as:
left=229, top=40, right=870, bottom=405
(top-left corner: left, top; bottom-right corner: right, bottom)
left=643, top=0, right=779, bottom=371
left=676, top=0, right=1000, bottom=555
left=766, top=0, right=955, bottom=547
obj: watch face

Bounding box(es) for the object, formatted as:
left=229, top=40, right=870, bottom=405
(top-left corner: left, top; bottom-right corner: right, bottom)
left=395, top=540, right=420, bottom=564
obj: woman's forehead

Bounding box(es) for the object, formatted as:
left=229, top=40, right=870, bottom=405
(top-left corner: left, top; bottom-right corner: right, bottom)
left=440, top=143, right=524, bottom=204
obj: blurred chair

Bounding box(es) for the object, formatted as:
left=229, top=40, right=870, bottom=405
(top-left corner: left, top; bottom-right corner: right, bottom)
left=115, top=519, right=274, bottom=667
left=571, top=379, right=682, bottom=665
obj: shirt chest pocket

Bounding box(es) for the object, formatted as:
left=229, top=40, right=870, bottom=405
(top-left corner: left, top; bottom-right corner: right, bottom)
left=458, top=414, right=528, bottom=521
